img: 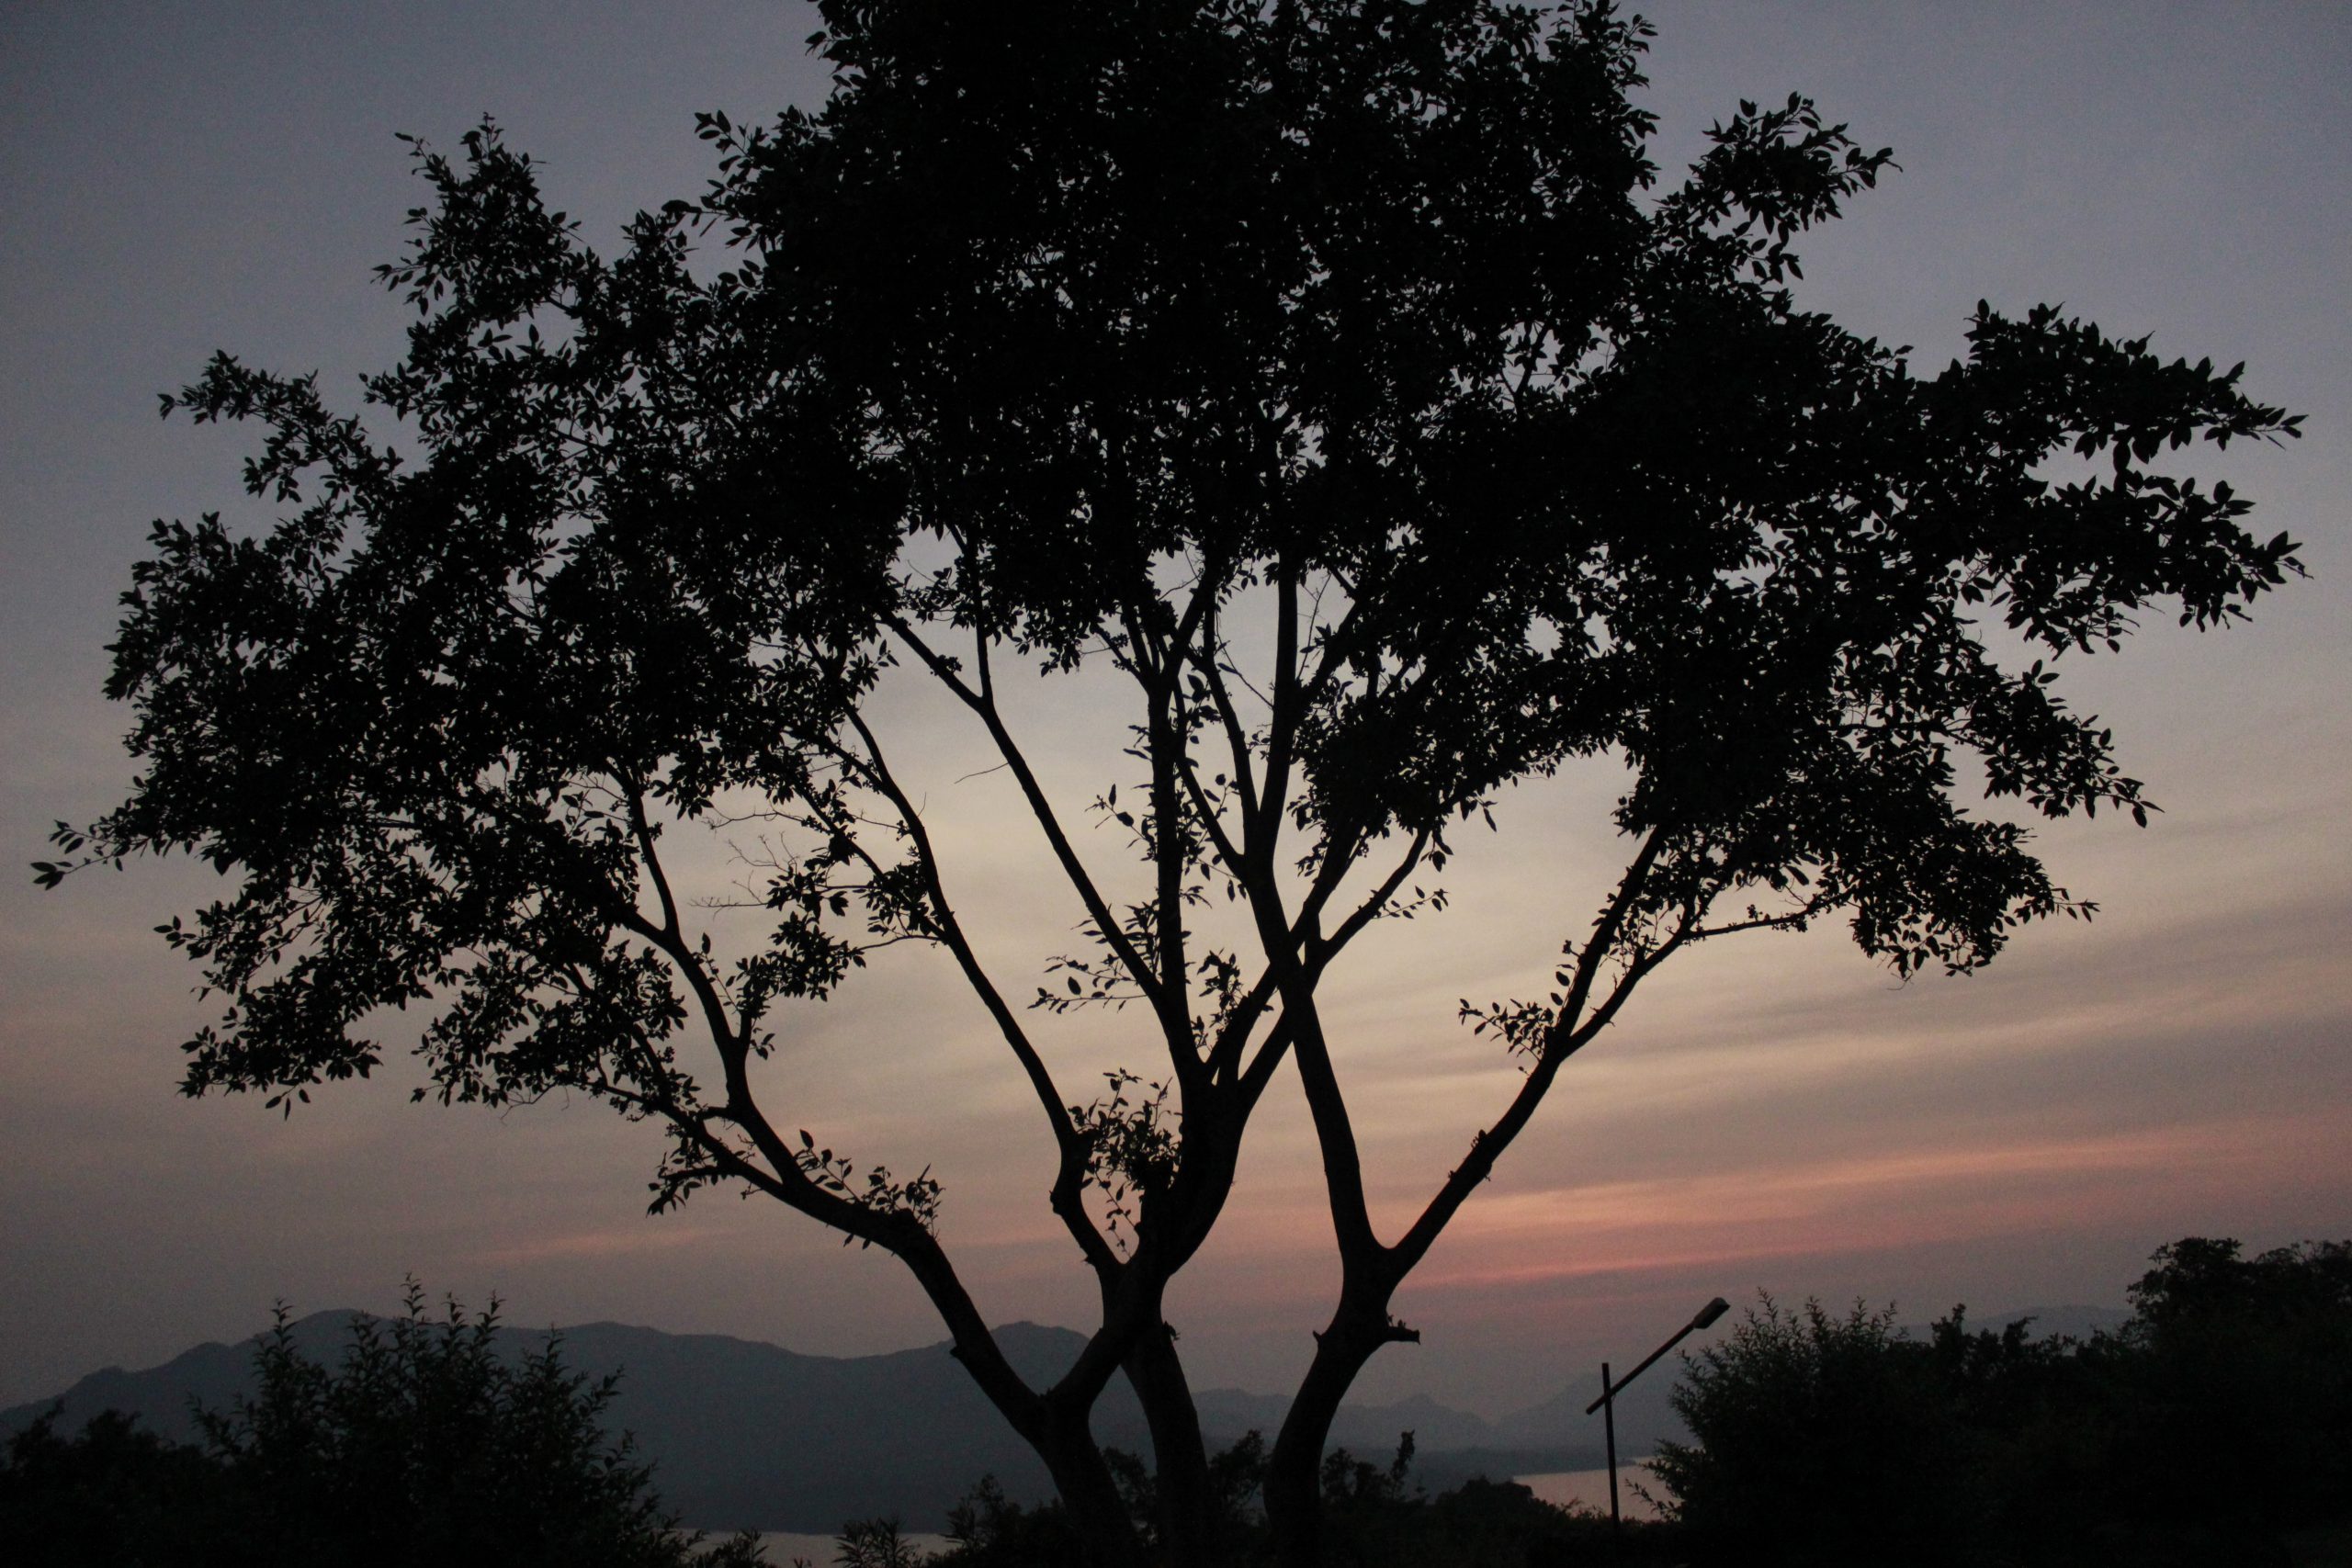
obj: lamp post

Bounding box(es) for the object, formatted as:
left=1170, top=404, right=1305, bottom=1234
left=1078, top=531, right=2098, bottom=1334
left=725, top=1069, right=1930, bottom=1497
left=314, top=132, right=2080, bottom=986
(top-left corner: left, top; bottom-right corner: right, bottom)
left=1584, top=1296, right=1730, bottom=1531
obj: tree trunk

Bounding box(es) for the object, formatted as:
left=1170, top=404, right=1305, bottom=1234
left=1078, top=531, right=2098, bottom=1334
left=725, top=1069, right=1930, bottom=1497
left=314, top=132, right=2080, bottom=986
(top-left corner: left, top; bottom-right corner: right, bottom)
left=1262, top=1300, right=1396, bottom=1568
left=1035, top=1409, right=1145, bottom=1568
left=1124, top=1320, right=1216, bottom=1568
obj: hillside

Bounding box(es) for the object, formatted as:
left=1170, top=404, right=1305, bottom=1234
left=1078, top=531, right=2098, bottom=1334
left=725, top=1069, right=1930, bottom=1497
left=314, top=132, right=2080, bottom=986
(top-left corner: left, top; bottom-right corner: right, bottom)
left=2, top=1314, right=1597, bottom=1529
left=7, top=1304, right=2111, bottom=1530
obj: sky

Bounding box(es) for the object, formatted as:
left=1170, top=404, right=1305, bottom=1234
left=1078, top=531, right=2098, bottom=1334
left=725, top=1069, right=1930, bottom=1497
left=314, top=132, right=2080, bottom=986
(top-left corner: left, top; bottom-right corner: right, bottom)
left=3, top=2, right=2346, bottom=1421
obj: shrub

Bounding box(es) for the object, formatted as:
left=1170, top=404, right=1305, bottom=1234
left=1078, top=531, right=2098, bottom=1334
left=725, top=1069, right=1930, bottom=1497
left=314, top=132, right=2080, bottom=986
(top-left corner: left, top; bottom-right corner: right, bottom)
left=0, top=1407, right=245, bottom=1567
left=2109, top=1237, right=2352, bottom=1532
left=3, top=1283, right=763, bottom=1568
left=1650, top=1240, right=2351, bottom=1566
left=1650, top=1295, right=1978, bottom=1566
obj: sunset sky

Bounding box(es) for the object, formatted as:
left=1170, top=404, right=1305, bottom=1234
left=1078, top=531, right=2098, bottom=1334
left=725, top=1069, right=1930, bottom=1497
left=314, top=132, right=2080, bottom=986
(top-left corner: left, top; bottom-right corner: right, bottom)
left=4, top=1, right=2346, bottom=1420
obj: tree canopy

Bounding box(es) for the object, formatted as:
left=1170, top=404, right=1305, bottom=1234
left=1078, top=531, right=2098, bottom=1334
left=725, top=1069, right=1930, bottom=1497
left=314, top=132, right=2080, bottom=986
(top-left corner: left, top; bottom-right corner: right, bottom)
left=42, top=3, right=2302, bottom=1562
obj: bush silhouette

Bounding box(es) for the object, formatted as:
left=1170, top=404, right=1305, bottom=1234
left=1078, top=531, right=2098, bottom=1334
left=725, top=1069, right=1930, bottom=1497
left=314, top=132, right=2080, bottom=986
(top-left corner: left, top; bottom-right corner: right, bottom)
left=1650, top=1239, right=2349, bottom=1566
left=936, top=1429, right=1671, bottom=1568
left=2107, top=1238, right=2352, bottom=1537
left=3, top=1283, right=763, bottom=1568
left=1, top=1407, right=246, bottom=1567
left=1651, top=1296, right=1977, bottom=1565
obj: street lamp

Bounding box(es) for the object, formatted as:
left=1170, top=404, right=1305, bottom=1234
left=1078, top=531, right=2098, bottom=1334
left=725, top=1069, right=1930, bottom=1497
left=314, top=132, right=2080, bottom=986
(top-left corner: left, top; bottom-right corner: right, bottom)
left=1583, top=1295, right=1730, bottom=1531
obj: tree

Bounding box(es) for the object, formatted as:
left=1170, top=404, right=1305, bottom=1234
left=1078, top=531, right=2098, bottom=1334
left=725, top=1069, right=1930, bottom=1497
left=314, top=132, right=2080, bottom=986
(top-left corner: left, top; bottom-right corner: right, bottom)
left=2109, top=1238, right=2352, bottom=1532
left=1645, top=1243, right=2352, bottom=1565
left=1, top=1287, right=763, bottom=1568
left=1, top=1408, right=244, bottom=1568
left=1649, top=1296, right=1977, bottom=1565
left=200, top=1286, right=765, bottom=1567
left=40, top=3, right=2303, bottom=1562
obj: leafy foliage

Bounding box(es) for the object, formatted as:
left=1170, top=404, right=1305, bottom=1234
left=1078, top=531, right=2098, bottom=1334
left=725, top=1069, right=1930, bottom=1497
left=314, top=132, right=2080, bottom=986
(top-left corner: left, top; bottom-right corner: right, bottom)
left=1651, top=1238, right=2350, bottom=1567
left=1, top=1284, right=763, bottom=1568
left=939, top=1472, right=1092, bottom=1568
left=0, top=1408, right=246, bottom=1568
left=946, top=1432, right=1662, bottom=1568
left=2106, top=1238, right=2352, bottom=1531
left=828, top=1517, right=928, bottom=1568
left=1651, top=1296, right=1976, bottom=1564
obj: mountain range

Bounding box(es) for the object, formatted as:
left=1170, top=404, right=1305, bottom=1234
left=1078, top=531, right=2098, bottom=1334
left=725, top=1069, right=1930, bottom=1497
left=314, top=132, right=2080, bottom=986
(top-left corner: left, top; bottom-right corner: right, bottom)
left=1, top=1304, right=2122, bottom=1532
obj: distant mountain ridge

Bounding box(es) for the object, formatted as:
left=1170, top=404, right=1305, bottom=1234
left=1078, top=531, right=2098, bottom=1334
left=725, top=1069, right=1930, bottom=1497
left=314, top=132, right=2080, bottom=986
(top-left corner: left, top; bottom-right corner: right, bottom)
left=7, top=1303, right=2116, bottom=1531
left=6, top=1314, right=1122, bottom=1531
left=3, top=1314, right=1618, bottom=1529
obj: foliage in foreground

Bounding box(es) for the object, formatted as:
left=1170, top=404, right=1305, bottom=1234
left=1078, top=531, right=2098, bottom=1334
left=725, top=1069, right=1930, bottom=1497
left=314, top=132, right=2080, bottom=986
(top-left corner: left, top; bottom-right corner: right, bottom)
left=908, top=1235, right=2348, bottom=1566
left=928, top=1431, right=1671, bottom=1568
left=0, top=1285, right=763, bottom=1568
left=10, top=1237, right=2341, bottom=1566
left=1654, top=1236, right=2351, bottom=1567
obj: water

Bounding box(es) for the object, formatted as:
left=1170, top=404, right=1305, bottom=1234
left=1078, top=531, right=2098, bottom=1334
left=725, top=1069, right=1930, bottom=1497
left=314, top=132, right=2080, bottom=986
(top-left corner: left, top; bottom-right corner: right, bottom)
left=1516, top=1461, right=1668, bottom=1522
left=751, top=1530, right=953, bottom=1564
left=750, top=1469, right=1666, bottom=1560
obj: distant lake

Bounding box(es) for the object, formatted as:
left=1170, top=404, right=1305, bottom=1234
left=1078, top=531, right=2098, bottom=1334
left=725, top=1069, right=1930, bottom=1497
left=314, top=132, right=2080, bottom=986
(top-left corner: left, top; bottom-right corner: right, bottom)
left=753, top=1529, right=953, bottom=1564
left=751, top=1466, right=1666, bottom=1560
left=1517, top=1461, right=1667, bottom=1522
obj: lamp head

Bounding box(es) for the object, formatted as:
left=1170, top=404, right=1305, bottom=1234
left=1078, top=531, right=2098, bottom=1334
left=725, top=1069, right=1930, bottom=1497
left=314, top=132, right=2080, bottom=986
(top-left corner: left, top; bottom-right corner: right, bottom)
left=1692, top=1296, right=1731, bottom=1330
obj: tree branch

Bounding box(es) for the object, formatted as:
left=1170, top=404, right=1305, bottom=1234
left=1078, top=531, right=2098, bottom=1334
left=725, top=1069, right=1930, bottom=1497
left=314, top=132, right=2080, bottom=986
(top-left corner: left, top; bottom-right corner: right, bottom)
left=1190, top=600, right=1265, bottom=851
left=1242, top=857, right=1380, bottom=1260
left=1253, top=553, right=1304, bottom=861
left=834, top=710, right=1120, bottom=1277
left=1385, top=830, right=1672, bottom=1278
left=888, top=614, right=1167, bottom=1013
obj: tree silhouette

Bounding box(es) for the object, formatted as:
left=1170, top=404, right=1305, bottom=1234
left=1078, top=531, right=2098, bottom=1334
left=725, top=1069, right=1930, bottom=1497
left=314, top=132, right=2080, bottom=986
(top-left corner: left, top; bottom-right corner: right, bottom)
left=2, top=1286, right=763, bottom=1568
left=1646, top=1241, right=2351, bottom=1565
left=40, top=3, right=2302, bottom=1562
left=2111, top=1238, right=2352, bottom=1534
left=1651, top=1296, right=1975, bottom=1566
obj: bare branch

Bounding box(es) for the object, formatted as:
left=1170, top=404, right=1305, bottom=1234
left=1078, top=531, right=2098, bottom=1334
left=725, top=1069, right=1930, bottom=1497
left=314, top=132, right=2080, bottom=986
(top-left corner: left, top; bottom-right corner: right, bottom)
left=1385, top=830, right=1672, bottom=1279
left=889, top=614, right=1168, bottom=1015
left=1253, top=555, right=1304, bottom=859
left=1188, top=600, right=1264, bottom=844
left=835, top=709, right=1120, bottom=1277
left=1306, top=826, right=1433, bottom=967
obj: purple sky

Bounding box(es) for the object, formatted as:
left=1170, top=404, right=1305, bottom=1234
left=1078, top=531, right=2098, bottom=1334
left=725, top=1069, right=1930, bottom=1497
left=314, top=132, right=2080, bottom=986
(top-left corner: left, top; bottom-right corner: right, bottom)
left=4, top=2, right=2346, bottom=1418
